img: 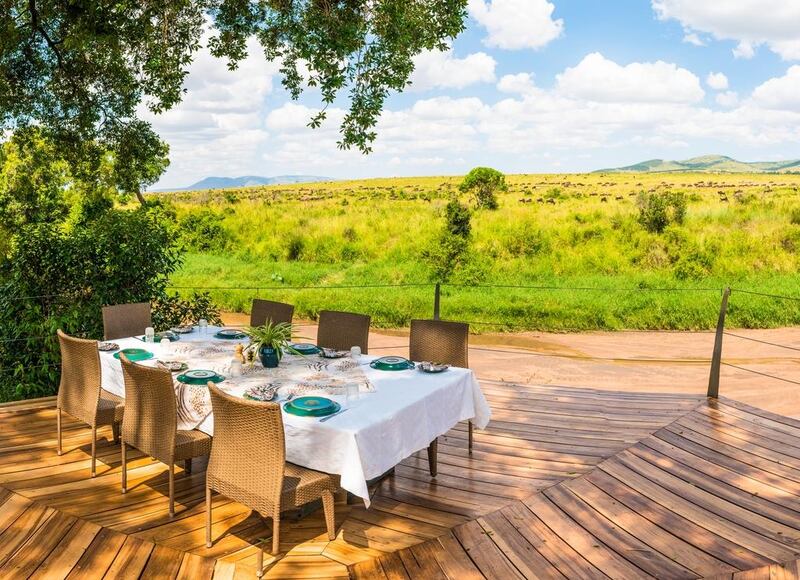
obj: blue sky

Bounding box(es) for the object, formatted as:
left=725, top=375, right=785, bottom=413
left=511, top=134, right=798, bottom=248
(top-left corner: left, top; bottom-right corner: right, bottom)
left=145, top=1, right=800, bottom=189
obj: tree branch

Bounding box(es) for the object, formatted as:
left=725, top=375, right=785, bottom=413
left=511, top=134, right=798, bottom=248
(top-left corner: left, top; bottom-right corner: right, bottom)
left=28, top=0, right=64, bottom=68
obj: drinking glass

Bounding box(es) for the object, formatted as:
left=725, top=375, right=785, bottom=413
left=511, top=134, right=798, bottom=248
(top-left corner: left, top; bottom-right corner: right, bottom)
left=198, top=319, right=208, bottom=335
left=145, top=327, right=155, bottom=343
left=346, top=383, right=359, bottom=405
left=350, top=345, right=361, bottom=360
left=160, top=337, right=171, bottom=354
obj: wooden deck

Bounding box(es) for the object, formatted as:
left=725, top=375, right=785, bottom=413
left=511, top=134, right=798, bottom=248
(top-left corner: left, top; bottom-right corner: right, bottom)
left=0, top=383, right=799, bottom=578
left=352, top=397, right=800, bottom=580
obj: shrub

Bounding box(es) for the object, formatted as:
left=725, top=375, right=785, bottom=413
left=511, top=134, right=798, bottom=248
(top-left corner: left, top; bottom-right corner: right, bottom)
left=422, top=233, right=471, bottom=282
left=179, top=209, right=232, bottom=252
left=459, top=167, right=506, bottom=210
left=544, top=187, right=564, bottom=201
left=342, top=226, right=358, bottom=242
left=506, top=223, right=547, bottom=257
left=286, top=235, right=305, bottom=261
left=0, top=207, right=184, bottom=402
left=444, top=200, right=472, bottom=237
left=673, top=247, right=713, bottom=280
left=152, top=292, right=222, bottom=330
left=637, top=191, right=687, bottom=233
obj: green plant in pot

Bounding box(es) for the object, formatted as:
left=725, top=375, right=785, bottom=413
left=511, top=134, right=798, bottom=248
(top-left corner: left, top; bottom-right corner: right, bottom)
left=243, top=321, right=300, bottom=368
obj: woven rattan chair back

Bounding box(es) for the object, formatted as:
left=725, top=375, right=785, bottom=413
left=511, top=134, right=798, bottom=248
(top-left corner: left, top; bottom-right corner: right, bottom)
left=207, top=384, right=286, bottom=514
left=102, top=302, right=152, bottom=340
left=57, top=330, right=102, bottom=426
left=120, top=355, right=177, bottom=463
left=316, top=310, right=371, bottom=353
left=409, top=319, right=469, bottom=368
left=250, top=299, right=294, bottom=328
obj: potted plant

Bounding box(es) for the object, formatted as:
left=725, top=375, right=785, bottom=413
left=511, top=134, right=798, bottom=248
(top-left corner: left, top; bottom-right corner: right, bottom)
left=243, top=321, right=299, bottom=368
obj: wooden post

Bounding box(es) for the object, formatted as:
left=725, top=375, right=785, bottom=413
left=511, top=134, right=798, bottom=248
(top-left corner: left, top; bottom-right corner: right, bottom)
left=707, top=287, right=731, bottom=399
left=433, top=283, right=441, bottom=321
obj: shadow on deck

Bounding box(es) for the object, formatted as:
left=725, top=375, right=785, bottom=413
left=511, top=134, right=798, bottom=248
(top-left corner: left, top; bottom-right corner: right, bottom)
left=0, top=383, right=798, bottom=579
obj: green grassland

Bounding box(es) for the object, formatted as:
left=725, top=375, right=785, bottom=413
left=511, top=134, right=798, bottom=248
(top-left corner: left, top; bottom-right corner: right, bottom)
left=161, top=172, right=800, bottom=331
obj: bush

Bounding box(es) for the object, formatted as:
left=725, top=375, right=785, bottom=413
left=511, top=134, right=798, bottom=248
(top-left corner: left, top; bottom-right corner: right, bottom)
left=506, top=223, right=548, bottom=257
left=673, top=246, right=713, bottom=280
left=179, top=209, right=232, bottom=252
left=286, top=235, right=305, bottom=261
left=152, top=292, right=222, bottom=330
left=0, top=207, right=184, bottom=402
left=422, top=233, right=471, bottom=282
left=444, top=200, right=472, bottom=237
left=637, top=191, right=687, bottom=233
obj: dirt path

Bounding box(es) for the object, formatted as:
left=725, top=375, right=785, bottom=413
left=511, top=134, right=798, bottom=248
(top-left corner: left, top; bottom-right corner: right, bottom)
left=222, top=313, right=800, bottom=418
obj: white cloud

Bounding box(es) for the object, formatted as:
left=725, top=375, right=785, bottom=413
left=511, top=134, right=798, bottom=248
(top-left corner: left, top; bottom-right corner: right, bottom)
left=683, top=31, right=705, bottom=46
left=716, top=91, right=740, bottom=107
left=410, top=49, right=496, bottom=91
left=732, top=41, right=755, bottom=59
left=151, top=51, right=800, bottom=187
left=497, top=73, right=537, bottom=95
left=706, top=72, right=728, bottom=91
left=140, top=32, right=281, bottom=186
left=653, top=0, right=800, bottom=60
left=468, top=0, right=563, bottom=50
left=556, top=53, right=704, bottom=103
left=752, top=65, right=800, bottom=111
left=706, top=72, right=729, bottom=90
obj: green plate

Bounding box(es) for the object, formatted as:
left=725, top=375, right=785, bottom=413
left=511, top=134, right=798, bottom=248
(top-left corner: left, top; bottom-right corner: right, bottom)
left=284, top=397, right=341, bottom=417
left=287, top=343, right=320, bottom=355
left=176, top=369, right=225, bottom=385
left=369, top=356, right=415, bottom=371
left=215, top=329, right=247, bottom=340
left=114, top=348, right=154, bottom=362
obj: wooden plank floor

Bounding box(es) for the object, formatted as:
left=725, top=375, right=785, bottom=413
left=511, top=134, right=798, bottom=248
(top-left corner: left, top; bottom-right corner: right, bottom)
left=0, top=381, right=706, bottom=578
left=352, top=397, right=800, bottom=579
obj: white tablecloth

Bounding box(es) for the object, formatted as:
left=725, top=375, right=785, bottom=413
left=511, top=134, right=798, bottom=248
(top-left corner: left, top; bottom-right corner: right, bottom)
left=99, top=327, right=491, bottom=505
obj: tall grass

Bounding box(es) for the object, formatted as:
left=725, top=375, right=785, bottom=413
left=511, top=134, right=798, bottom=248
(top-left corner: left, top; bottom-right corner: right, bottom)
left=162, top=172, right=800, bottom=331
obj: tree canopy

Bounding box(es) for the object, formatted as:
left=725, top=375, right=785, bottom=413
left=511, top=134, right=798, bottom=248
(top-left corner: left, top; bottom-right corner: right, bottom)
left=459, top=166, right=507, bottom=210
left=1, top=1, right=468, bottom=195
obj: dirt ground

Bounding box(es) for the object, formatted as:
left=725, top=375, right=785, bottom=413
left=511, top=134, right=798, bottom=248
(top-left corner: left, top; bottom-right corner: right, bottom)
left=222, top=313, right=800, bottom=418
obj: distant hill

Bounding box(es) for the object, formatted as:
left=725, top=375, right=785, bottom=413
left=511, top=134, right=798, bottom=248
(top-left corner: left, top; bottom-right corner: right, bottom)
left=161, top=175, right=331, bottom=191
left=596, top=155, right=800, bottom=174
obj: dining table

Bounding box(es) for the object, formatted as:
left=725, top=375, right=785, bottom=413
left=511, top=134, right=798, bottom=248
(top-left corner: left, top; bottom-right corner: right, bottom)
left=98, top=326, right=491, bottom=506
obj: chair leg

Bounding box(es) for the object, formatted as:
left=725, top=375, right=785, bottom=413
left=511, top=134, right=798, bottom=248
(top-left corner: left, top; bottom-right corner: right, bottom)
left=112, top=422, right=120, bottom=445
left=91, top=426, right=97, bottom=478
left=321, top=490, right=336, bottom=541
left=256, top=548, right=264, bottom=578
left=121, top=441, right=127, bottom=493
left=168, top=462, right=175, bottom=517
left=271, top=509, right=281, bottom=555
left=56, top=409, right=62, bottom=456
left=428, top=438, right=438, bottom=477
left=205, top=486, right=212, bottom=548
left=468, top=420, right=474, bottom=453
left=184, top=458, right=192, bottom=474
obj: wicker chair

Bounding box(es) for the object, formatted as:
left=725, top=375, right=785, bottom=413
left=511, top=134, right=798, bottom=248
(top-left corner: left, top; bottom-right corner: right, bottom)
left=316, top=310, right=370, bottom=353
left=56, top=330, right=125, bottom=477
left=409, top=319, right=472, bottom=476
left=102, top=302, right=152, bottom=340
left=119, top=355, right=211, bottom=516
left=250, top=299, right=294, bottom=327
left=205, top=384, right=339, bottom=576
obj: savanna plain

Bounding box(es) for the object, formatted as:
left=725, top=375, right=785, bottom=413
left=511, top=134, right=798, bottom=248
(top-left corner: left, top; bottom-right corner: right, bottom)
left=163, top=172, right=800, bottom=332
